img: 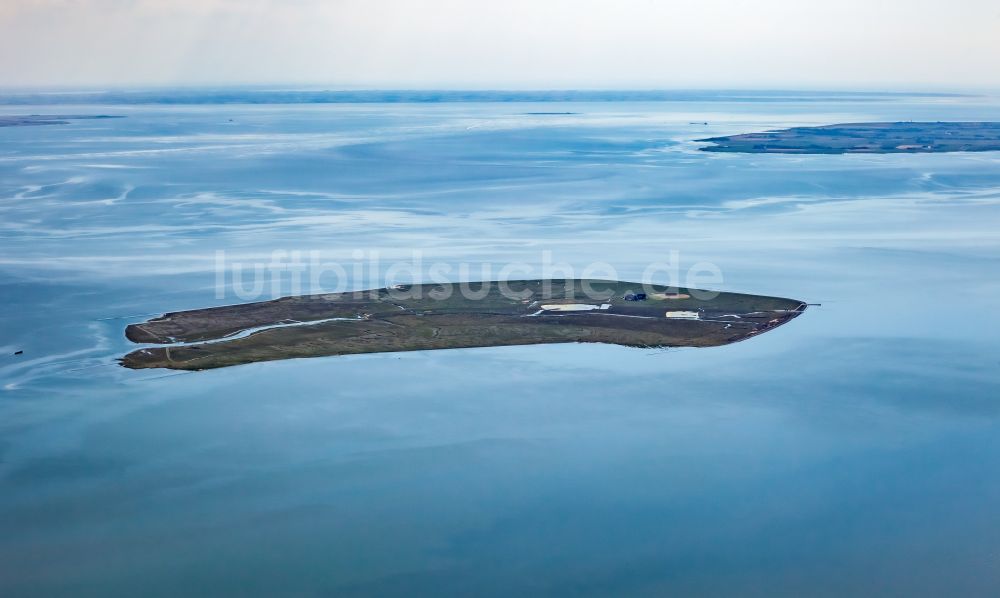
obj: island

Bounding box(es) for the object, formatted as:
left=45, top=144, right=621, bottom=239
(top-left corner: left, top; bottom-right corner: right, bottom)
left=697, top=122, right=1000, bottom=154
left=121, top=279, right=806, bottom=371
left=0, top=115, right=123, bottom=127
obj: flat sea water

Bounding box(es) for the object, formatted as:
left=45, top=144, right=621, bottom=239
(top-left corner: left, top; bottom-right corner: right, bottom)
left=1, top=93, right=1000, bottom=596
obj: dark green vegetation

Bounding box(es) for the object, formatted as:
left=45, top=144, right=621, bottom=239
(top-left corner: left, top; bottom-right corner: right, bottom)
left=0, top=115, right=122, bottom=127
left=698, top=122, right=1000, bottom=154
left=122, top=280, right=805, bottom=371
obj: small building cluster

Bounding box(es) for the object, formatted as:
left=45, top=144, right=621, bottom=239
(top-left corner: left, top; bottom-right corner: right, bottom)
left=665, top=311, right=700, bottom=320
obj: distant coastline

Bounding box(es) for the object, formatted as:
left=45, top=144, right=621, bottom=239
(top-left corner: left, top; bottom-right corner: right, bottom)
left=0, top=89, right=968, bottom=106
left=0, top=114, right=123, bottom=127
left=698, top=122, right=1000, bottom=154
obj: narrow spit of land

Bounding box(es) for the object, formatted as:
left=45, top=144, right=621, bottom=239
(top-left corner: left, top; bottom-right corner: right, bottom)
left=0, top=115, right=123, bottom=127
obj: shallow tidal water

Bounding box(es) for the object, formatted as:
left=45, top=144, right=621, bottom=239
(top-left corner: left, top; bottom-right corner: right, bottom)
left=2, top=93, right=1000, bottom=596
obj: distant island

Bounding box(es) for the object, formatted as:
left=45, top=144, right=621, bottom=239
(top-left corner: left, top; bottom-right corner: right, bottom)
left=0, top=114, right=123, bottom=127
left=697, top=122, right=1000, bottom=154
left=122, top=279, right=805, bottom=370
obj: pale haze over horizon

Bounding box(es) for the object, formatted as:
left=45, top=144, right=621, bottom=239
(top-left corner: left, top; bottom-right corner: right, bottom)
left=2, top=0, right=999, bottom=91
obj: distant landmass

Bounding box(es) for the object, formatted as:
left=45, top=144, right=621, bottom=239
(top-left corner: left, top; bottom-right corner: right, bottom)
left=122, top=279, right=806, bottom=370
left=0, top=114, right=123, bottom=127
left=698, top=122, right=1000, bottom=154
left=0, top=89, right=966, bottom=106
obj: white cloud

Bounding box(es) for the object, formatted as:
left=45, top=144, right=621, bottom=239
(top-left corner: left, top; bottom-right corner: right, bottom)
left=1, top=0, right=999, bottom=89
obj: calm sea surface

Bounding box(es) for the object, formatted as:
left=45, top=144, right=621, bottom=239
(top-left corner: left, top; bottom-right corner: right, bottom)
left=2, top=93, right=1000, bottom=596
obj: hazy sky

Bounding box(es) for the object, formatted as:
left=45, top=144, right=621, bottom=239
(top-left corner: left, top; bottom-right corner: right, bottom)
left=2, top=0, right=999, bottom=89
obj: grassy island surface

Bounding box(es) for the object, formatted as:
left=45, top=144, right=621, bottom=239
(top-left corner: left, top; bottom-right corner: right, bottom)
left=122, top=280, right=805, bottom=371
